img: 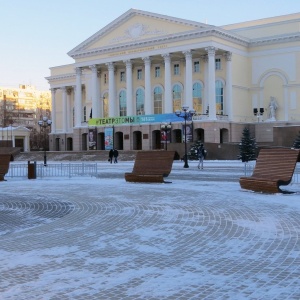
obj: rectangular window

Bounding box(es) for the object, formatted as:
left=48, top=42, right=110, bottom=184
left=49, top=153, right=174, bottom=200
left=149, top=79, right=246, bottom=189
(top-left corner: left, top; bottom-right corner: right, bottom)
left=174, top=64, right=180, bottom=75
left=215, top=58, right=221, bottom=70
left=194, top=61, right=200, bottom=73
left=104, top=73, right=108, bottom=84
left=120, top=71, right=125, bottom=82
left=137, top=69, right=142, bottom=80
left=155, top=66, right=161, bottom=78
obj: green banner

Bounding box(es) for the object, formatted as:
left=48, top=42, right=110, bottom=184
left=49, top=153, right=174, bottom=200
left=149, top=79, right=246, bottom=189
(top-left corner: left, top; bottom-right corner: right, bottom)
left=88, top=113, right=178, bottom=126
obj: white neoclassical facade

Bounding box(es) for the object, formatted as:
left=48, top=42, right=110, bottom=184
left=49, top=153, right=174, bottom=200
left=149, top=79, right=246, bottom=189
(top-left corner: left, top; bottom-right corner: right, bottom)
left=46, top=9, right=300, bottom=152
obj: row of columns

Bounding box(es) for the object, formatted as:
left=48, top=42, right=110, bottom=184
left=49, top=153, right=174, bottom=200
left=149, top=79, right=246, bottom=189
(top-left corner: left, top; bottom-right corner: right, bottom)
left=51, top=47, right=233, bottom=133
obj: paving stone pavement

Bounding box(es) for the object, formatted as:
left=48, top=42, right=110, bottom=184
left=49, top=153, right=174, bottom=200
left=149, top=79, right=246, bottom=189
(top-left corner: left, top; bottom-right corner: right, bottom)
left=0, top=161, right=300, bottom=299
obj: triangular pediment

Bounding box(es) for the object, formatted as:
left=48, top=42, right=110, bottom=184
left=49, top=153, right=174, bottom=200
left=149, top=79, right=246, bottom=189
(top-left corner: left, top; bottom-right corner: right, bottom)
left=68, top=9, right=209, bottom=57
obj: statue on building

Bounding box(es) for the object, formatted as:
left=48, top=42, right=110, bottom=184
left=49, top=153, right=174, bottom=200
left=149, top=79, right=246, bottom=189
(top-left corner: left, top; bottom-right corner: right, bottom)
left=268, top=96, right=278, bottom=121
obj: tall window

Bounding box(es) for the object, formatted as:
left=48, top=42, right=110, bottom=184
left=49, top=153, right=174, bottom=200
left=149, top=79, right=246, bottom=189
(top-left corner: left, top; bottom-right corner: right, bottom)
left=193, top=82, right=203, bottom=113
left=83, top=106, right=86, bottom=122
left=119, top=90, right=127, bottom=116
left=215, top=58, right=221, bottom=70
left=216, top=80, right=224, bottom=114
left=174, top=63, right=180, bottom=75
left=137, top=69, right=142, bottom=80
left=154, top=86, right=162, bottom=114
left=136, top=88, right=145, bottom=115
left=120, top=71, right=125, bottom=82
left=194, top=61, right=200, bottom=73
left=104, top=73, right=108, bottom=84
left=172, top=84, right=182, bottom=112
left=103, top=92, right=109, bottom=118
left=155, top=66, right=161, bottom=78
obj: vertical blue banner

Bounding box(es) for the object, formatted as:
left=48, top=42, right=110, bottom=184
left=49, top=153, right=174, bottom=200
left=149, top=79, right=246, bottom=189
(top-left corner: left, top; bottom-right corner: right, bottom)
left=105, top=127, right=114, bottom=150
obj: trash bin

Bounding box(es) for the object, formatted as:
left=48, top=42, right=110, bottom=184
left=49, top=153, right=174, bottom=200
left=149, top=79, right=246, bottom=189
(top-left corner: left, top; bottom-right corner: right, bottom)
left=28, top=161, right=37, bottom=179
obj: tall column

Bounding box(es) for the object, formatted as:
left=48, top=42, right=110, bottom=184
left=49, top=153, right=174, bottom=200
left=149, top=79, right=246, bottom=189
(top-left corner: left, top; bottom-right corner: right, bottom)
left=163, top=54, right=172, bottom=113
left=206, top=47, right=217, bottom=120
left=125, top=60, right=133, bottom=116
left=75, top=67, right=82, bottom=127
left=90, top=65, right=100, bottom=118
left=202, top=55, right=209, bottom=114
left=143, top=57, right=152, bottom=115
left=61, top=87, right=67, bottom=133
left=183, top=50, right=193, bottom=109
left=97, top=70, right=103, bottom=117
left=66, top=88, right=72, bottom=131
left=107, top=62, right=115, bottom=117
left=50, top=88, right=56, bottom=133
left=225, top=52, right=233, bottom=121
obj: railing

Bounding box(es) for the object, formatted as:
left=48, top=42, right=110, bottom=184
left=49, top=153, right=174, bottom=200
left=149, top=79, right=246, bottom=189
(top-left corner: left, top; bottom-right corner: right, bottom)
left=7, top=163, right=99, bottom=178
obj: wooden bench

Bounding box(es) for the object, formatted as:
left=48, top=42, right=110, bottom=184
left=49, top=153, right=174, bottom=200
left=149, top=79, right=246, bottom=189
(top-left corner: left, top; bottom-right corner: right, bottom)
left=239, top=148, right=300, bottom=193
left=125, top=151, right=175, bottom=183
left=0, top=154, right=13, bottom=181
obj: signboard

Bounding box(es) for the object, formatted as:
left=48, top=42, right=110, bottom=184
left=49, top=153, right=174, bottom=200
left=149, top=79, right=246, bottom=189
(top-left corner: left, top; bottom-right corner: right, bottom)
left=182, top=123, right=193, bottom=143
left=88, top=128, right=97, bottom=150
left=88, top=113, right=180, bottom=127
left=104, top=127, right=114, bottom=150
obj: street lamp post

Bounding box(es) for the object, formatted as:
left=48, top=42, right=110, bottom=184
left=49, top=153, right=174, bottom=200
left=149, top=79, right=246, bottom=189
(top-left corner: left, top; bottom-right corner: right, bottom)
left=160, top=123, right=171, bottom=151
left=175, top=106, right=195, bottom=168
left=38, top=116, right=52, bottom=166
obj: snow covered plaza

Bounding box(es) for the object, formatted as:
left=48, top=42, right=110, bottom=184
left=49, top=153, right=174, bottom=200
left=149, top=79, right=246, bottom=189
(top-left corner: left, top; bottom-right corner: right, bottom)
left=1, top=160, right=300, bottom=299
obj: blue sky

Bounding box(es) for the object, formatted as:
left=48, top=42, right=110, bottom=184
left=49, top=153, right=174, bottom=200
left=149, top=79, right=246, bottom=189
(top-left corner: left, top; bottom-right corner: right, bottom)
left=1, top=0, right=299, bottom=90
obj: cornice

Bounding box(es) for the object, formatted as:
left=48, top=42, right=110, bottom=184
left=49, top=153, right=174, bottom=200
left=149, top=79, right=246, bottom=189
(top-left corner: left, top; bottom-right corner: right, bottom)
left=45, top=73, right=76, bottom=82
left=69, top=27, right=249, bottom=60
left=249, top=33, right=300, bottom=47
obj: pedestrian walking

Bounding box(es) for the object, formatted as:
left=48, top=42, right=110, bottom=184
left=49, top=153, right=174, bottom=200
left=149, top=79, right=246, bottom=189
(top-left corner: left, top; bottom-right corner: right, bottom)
left=108, top=149, right=113, bottom=164
left=197, top=143, right=206, bottom=169
left=113, top=148, right=119, bottom=163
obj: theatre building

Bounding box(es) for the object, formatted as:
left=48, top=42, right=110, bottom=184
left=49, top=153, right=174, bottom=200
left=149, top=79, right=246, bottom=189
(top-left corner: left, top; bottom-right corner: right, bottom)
left=46, top=9, right=300, bottom=155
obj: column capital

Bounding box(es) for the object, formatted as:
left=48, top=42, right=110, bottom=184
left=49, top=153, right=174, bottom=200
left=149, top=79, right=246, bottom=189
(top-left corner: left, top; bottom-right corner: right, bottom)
left=50, top=88, right=57, bottom=94
left=60, top=86, right=67, bottom=92
left=183, top=50, right=192, bottom=59
left=224, top=51, right=232, bottom=61
left=89, top=65, right=98, bottom=72
left=205, top=46, right=217, bottom=57
left=106, top=62, right=114, bottom=71
left=75, top=67, right=82, bottom=75
left=142, top=57, right=151, bottom=65
left=162, top=53, right=171, bottom=63
left=124, top=60, right=132, bottom=68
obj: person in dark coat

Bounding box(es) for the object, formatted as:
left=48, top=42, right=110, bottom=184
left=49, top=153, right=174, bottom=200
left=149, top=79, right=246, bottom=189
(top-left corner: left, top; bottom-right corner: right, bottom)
left=113, top=148, right=119, bottom=163
left=108, top=149, right=114, bottom=164
left=197, top=144, right=206, bottom=170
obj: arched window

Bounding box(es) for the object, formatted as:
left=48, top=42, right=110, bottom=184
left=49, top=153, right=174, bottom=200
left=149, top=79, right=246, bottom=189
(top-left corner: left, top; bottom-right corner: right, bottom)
left=136, top=88, right=145, bottom=115
left=154, top=86, right=162, bottom=114
left=193, top=82, right=203, bottom=113
left=172, top=84, right=182, bottom=112
left=216, top=80, right=224, bottom=115
left=103, top=92, right=109, bottom=118
left=119, top=90, right=127, bottom=116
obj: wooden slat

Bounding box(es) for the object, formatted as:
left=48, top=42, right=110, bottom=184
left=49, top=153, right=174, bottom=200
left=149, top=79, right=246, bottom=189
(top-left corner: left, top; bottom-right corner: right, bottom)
left=239, top=148, right=300, bottom=193
left=125, top=151, right=175, bottom=183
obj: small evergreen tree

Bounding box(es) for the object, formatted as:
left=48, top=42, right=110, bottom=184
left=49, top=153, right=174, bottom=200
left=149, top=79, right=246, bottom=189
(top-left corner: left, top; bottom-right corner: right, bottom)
left=292, top=131, right=300, bottom=149
left=188, top=140, right=203, bottom=160
left=238, top=127, right=257, bottom=162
